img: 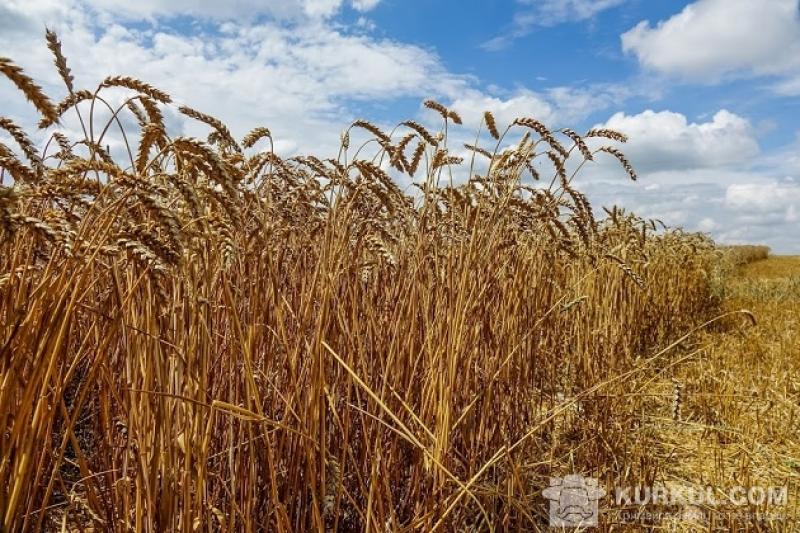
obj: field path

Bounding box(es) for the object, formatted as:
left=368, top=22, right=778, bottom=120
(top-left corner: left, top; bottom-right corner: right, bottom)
left=644, top=256, right=800, bottom=528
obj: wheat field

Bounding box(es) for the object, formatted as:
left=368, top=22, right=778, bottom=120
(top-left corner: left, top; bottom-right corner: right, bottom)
left=1, top=34, right=798, bottom=531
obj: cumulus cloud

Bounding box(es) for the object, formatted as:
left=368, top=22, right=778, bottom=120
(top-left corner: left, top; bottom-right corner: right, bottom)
left=0, top=0, right=465, bottom=156
left=579, top=109, right=799, bottom=252
left=580, top=176, right=800, bottom=252
left=621, top=0, right=800, bottom=82
left=483, top=0, right=626, bottom=50
left=1, top=0, right=797, bottom=251
left=597, top=109, right=759, bottom=173
left=1, top=0, right=636, bottom=159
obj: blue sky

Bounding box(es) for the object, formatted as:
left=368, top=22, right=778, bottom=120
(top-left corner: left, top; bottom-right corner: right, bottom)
left=2, top=0, right=799, bottom=251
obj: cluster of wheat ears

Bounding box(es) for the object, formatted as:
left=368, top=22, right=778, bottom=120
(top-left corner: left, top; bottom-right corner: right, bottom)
left=0, top=33, right=730, bottom=531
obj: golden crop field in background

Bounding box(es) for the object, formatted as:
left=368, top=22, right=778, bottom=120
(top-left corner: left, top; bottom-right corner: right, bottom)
left=1, top=34, right=798, bottom=531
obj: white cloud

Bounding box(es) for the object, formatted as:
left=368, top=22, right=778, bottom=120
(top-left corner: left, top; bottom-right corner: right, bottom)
left=0, top=0, right=463, bottom=156
left=773, top=75, right=800, bottom=96
left=579, top=109, right=799, bottom=252
left=483, top=0, right=626, bottom=50
left=787, top=204, right=799, bottom=222
left=697, top=217, right=717, bottom=232
left=725, top=182, right=800, bottom=213
left=622, top=0, right=800, bottom=81
left=53, top=0, right=380, bottom=20
left=544, top=84, right=632, bottom=124
left=449, top=91, right=557, bottom=130
left=598, top=109, right=759, bottom=173
left=525, top=0, right=627, bottom=26
left=2, top=0, right=797, bottom=252
left=1, top=0, right=636, bottom=160
left=581, top=176, right=800, bottom=252
left=447, top=83, right=634, bottom=135
left=351, top=0, right=381, bottom=12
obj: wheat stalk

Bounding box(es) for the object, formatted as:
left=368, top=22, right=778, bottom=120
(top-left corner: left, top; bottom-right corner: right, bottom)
left=0, top=57, right=58, bottom=125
